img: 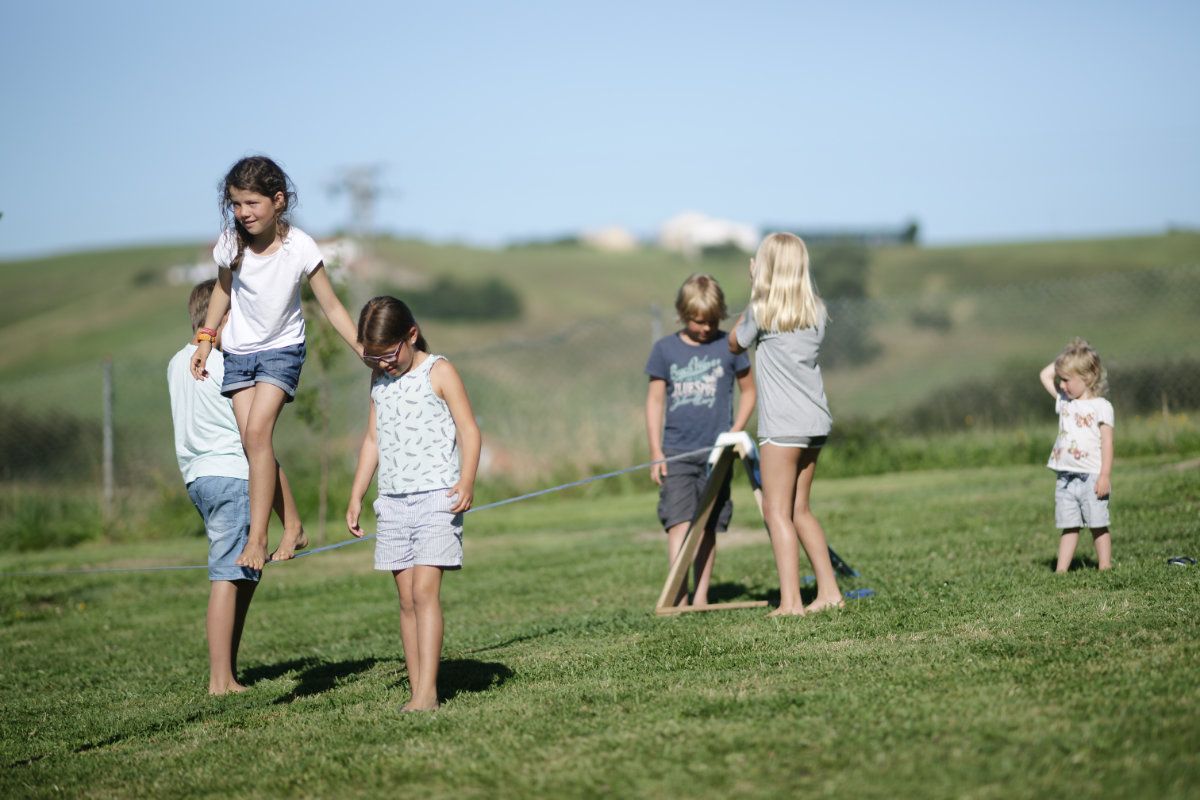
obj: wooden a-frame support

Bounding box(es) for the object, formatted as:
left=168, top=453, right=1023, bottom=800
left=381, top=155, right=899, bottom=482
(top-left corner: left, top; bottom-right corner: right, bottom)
left=654, top=439, right=858, bottom=616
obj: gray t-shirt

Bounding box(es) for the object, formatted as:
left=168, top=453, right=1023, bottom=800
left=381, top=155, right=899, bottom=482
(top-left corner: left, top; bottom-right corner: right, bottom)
left=645, top=331, right=751, bottom=453
left=734, top=304, right=832, bottom=438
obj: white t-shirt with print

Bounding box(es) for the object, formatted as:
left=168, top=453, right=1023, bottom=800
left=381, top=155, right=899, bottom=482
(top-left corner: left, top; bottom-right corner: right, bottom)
left=213, top=227, right=324, bottom=355
left=1047, top=394, right=1114, bottom=474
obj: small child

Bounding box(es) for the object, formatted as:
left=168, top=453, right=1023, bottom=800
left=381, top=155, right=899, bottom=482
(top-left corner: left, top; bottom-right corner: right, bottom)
left=346, top=296, right=482, bottom=712
left=645, top=274, right=755, bottom=607
left=730, top=233, right=842, bottom=616
left=168, top=280, right=297, bottom=694
left=1039, top=338, right=1114, bottom=572
left=191, top=155, right=363, bottom=570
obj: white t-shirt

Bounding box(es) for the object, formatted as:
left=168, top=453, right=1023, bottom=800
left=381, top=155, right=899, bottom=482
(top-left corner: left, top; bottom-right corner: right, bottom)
left=213, top=227, right=324, bottom=355
left=167, top=344, right=249, bottom=484
left=1047, top=394, right=1114, bottom=474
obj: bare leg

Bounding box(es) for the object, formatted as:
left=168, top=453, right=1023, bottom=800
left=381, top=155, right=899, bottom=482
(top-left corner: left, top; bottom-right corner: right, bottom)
left=665, top=521, right=692, bottom=606
left=405, top=566, right=445, bottom=711
left=230, top=579, right=257, bottom=678
left=207, top=579, right=256, bottom=695
left=1056, top=528, right=1080, bottom=573
left=793, top=449, right=841, bottom=612
left=1091, top=527, right=1112, bottom=570
left=393, top=569, right=421, bottom=702
left=231, top=385, right=289, bottom=570
left=692, top=528, right=716, bottom=606
left=760, top=444, right=805, bottom=616
left=270, top=465, right=308, bottom=561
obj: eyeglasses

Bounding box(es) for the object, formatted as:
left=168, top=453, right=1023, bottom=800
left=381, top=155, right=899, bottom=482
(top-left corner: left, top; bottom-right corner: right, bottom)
left=361, top=340, right=405, bottom=367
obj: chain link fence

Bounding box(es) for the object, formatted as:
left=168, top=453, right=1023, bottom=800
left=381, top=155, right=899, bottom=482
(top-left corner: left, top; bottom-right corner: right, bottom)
left=3, top=264, right=1198, bottom=547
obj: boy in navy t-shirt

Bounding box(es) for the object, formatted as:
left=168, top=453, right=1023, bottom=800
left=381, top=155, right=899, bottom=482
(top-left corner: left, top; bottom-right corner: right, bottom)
left=645, top=274, right=755, bottom=607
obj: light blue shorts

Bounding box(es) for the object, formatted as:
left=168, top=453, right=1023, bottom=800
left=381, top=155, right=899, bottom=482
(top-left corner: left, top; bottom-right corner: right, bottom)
left=1054, top=471, right=1110, bottom=529
left=187, top=476, right=260, bottom=582
left=373, top=489, right=464, bottom=571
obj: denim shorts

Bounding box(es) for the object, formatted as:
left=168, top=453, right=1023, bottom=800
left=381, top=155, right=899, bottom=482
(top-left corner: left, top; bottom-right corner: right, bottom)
left=187, top=476, right=260, bottom=582
left=1054, top=471, right=1110, bottom=529
left=222, top=342, right=305, bottom=401
left=657, top=451, right=733, bottom=532
left=373, top=489, right=464, bottom=571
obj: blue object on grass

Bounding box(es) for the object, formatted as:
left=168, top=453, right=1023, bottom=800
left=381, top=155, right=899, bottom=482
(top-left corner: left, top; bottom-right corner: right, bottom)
left=1167, top=556, right=1196, bottom=566
left=844, top=588, right=876, bottom=600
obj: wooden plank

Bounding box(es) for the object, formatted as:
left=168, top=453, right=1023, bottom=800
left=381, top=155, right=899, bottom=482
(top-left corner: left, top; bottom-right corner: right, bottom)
left=655, top=600, right=768, bottom=616
left=654, top=445, right=737, bottom=610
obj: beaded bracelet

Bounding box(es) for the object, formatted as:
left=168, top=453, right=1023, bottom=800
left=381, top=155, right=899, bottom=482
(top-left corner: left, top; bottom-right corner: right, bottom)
left=195, top=332, right=215, bottom=343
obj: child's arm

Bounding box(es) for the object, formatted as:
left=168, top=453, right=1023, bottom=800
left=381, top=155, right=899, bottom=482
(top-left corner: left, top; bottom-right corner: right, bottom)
left=345, top=394, right=379, bottom=538
left=731, top=368, right=756, bottom=433
left=307, top=264, right=364, bottom=357
left=728, top=313, right=747, bottom=355
left=1096, top=424, right=1113, bottom=498
left=191, top=268, right=233, bottom=381
left=431, top=360, right=481, bottom=513
left=1039, top=362, right=1058, bottom=398
left=645, top=378, right=668, bottom=485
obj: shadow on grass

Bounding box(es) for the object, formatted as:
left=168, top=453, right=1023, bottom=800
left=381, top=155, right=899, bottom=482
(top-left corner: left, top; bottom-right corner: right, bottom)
left=439, top=659, right=513, bottom=703
left=387, top=658, right=513, bottom=703
left=708, top=580, right=836, bottom=607
left=270, top=657, right=380, bottom=705
left=1038, top=557, right=1100, bottom=572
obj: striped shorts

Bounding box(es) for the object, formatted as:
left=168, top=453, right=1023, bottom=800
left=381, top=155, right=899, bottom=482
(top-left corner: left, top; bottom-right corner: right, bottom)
left=373, top=488, right=464, bottom=571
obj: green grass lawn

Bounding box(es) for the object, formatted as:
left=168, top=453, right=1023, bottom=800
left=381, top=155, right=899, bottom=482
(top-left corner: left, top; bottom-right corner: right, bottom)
left=3, top=457, right=1198, bottom=798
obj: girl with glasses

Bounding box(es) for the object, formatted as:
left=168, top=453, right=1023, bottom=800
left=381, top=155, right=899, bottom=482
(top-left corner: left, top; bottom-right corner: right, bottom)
left=346, top=296, right=482, bottom=712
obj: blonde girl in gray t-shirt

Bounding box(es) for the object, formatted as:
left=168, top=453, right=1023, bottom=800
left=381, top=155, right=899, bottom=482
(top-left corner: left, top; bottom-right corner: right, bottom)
left=730, top=232, right=842, bottom=616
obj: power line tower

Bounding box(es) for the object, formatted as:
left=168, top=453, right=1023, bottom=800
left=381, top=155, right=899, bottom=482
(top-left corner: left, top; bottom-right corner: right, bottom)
left=326, top=164, right=392, bottom=238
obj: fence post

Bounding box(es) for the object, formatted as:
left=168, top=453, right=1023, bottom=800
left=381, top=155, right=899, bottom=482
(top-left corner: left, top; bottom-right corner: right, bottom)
left=650, top=303, right=663, bottom=344
left=102, top=357, right=115, bottom=520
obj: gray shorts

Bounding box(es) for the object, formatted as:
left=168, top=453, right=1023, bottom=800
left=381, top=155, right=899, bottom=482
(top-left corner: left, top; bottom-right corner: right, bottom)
left=374, top=488, right=464, bottom=571
left=657, top=452, right=733, bottom=532
left=1054, top=471, right=1110, bottom=529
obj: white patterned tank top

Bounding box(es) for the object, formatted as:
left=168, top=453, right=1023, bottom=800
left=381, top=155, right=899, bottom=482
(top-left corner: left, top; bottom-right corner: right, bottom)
left=372, top=354, right=460, bottom=495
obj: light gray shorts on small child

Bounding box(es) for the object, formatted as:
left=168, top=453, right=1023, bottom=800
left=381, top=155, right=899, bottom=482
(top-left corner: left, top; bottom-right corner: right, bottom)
left=1054, top=471, right=1110, bottom=529
left=373, top=488, right=464, bottom=571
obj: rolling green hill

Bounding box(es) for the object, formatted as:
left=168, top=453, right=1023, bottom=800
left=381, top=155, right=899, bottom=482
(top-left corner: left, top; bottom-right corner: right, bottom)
left=2, top=231, right=1198, bottom=544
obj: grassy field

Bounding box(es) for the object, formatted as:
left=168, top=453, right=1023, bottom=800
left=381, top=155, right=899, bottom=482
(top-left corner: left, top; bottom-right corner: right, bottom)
left=2, top=456, right=1198, bottom=798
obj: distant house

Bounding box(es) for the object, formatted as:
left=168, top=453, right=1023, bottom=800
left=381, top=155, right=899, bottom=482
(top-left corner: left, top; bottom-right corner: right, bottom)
left=581, top=226, right=640, bottom=253
left=658, top=212, right=760, bottom=259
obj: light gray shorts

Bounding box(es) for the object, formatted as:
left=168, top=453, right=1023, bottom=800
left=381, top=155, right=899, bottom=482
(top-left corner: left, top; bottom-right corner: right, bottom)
left=1054, top=471, right=1110, bottom=529
left=373, top=488, right=464, bottom=571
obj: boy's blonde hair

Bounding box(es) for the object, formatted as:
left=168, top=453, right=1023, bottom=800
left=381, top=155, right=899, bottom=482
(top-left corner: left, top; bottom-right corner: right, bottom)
left=675, top=273, right=728, bottom=322
left=1055, top=337, right=1108, bottom=397
left=750, top=232, right=826, bottom=332
left=188, top=279, right=217, bottom=331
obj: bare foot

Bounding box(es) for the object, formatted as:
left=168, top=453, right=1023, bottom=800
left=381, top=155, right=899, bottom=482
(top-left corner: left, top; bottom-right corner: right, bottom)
left=768, top=605, right=806, bottom=617
left=235, top=538, right=269, bottom=570
left=209, top=681, right=248, bottom=696
left=270, top=527, right=309, bottom=562
left=804, top=596, right=846, bottom=614
left=401, top=702, right=439, bottom=713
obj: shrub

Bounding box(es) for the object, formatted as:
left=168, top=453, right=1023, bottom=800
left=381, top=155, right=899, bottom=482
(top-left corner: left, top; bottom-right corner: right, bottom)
left=389, top=275, right=523, bottom=321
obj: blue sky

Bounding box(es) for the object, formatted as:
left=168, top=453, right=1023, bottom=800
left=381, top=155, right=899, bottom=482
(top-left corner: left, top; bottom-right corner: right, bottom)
left=1, top=0, right=1197, bottom=258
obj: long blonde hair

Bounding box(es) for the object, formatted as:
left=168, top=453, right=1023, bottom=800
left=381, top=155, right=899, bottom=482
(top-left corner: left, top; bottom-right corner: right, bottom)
left=750, top=232, right=826, bottom=332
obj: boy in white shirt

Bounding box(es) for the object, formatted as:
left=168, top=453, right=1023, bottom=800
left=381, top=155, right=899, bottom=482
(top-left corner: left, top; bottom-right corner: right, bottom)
left=168, top=280, right=297, bottom=694
left=1039, top=338, right=1114, bottom=573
